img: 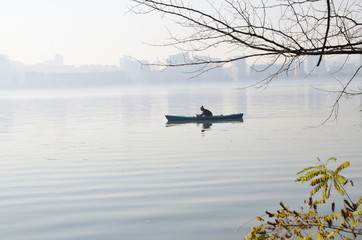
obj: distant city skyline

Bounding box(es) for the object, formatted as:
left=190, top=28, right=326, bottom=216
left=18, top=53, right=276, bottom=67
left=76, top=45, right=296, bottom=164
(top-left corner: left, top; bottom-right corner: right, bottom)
left=0, top=52, right=361, bottom=89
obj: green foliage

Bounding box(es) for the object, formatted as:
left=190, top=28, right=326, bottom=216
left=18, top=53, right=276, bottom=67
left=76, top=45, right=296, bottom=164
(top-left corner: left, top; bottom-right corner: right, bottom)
left=245, top=158, right=362, bottom=240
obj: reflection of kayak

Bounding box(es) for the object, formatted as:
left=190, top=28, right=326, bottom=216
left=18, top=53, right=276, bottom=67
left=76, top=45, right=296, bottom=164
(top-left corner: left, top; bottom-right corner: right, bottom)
left=165, top=113, right=243, bottom=122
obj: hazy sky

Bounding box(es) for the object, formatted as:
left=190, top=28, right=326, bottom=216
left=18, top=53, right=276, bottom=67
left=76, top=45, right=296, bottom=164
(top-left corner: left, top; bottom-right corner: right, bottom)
left=0, top=0, right=356, bottom=67
left=0, top=0, right=179, bottom=66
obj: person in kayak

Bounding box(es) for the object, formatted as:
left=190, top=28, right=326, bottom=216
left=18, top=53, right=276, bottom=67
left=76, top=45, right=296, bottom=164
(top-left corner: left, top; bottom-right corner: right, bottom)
left=198, top=106, right=213, bottom=117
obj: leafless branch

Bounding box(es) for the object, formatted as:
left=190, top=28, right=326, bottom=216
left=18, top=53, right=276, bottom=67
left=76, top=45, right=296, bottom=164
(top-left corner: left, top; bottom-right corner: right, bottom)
left=130, top=0, right=362, bottom=122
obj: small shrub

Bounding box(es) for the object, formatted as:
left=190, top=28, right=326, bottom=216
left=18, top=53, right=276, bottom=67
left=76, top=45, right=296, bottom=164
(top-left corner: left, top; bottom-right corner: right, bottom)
left=246, top=157, right=362, bottom=240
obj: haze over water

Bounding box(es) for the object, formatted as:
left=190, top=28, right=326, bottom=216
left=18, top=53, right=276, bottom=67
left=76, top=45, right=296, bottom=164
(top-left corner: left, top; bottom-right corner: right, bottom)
left=0, top=80, right=361, bottom=239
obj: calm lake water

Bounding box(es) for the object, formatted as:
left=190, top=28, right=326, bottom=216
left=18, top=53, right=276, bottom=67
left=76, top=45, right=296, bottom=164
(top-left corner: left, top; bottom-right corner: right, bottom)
left=0, top=80, right=361, bottom=240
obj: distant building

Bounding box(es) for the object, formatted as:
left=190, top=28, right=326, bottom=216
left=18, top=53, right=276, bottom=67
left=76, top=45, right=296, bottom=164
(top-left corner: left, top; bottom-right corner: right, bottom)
left=306, top=55, right=327, bottom=76
left=44, top=54, right=64, bottom=66
left=120, top=56, right=150, bottom=83
left=167, top=53, right=191, bottom=64
left=293, top=60, right=305, bottom=77
left=0, top=55, right=12, bottom=87
left=159, top=53, right=232, bottom=83
left=230, top=58, right=247, bottom=81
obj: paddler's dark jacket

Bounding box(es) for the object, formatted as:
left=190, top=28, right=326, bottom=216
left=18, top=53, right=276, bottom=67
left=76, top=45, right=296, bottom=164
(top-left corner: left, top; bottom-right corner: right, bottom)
left=200, top=107, right=213, bottom=117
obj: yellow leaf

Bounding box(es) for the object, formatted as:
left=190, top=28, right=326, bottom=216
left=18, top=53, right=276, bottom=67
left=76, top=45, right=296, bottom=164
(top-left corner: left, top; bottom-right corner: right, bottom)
left=310, top=183, right=323, bottom=196
left=304, top=233, right=316, bottom=240
left=333, top=180, right=345, bottom=195
left=310, top=175, right=330, bottom=186
left=327, top=229, right=339, bottom=238
left=334, top=161, right=350, bottom=174
left=327, top=157, right=337, bottom=162
left=296, top=166, right=316, bottom=175
left=293, top=228, right=304, bottom=238
left=335, top=175, right=346, bottom=186
left=355, top=196, right=362, bottom=207
left=317, top=233, right=325, bottom=240
left=353, top=208, right=362, bottom=216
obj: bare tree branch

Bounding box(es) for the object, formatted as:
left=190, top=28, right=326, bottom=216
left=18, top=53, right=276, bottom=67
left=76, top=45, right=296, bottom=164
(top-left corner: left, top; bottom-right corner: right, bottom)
left=315, top=64, right=362, bottom=125
left=129, top=0, right=362, bottom=122
left=317, top=0, right=331, bottom=66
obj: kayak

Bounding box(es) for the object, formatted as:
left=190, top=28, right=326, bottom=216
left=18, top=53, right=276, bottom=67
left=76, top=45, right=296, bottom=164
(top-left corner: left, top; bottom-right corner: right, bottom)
left=165, top=113, right=243, bottom=122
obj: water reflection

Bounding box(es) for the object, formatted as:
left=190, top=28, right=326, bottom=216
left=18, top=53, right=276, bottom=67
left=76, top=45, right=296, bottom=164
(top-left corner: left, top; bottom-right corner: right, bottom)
left=165, top=119, right=244, bottom=134
left=165, top=121, right=213, bottom=135
left=201, top=122, right=212, bottom=131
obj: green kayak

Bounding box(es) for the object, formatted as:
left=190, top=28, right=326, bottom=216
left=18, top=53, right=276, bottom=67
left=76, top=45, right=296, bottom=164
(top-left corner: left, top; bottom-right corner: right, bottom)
left=165, top=113, right=243, bottom=122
